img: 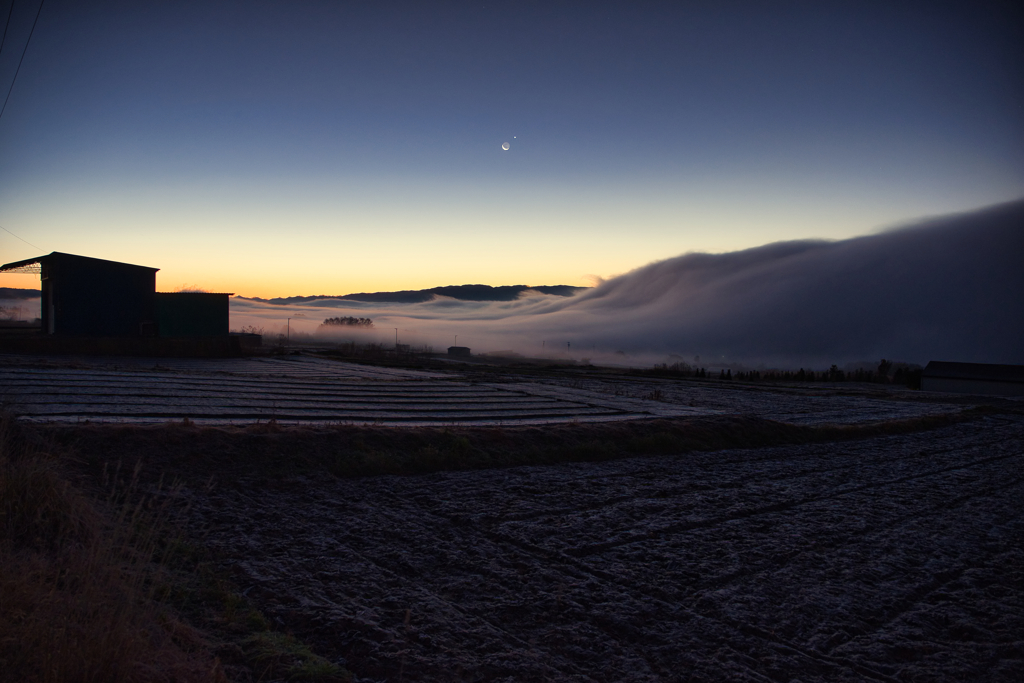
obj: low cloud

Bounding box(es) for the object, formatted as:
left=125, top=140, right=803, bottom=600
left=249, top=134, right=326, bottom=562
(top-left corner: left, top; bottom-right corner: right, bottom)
left=235, top=199, right=1023, bottom=368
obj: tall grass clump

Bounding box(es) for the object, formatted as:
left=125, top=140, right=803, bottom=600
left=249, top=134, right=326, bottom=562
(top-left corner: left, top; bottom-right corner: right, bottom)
left=0, top=413, right=218, bottom=683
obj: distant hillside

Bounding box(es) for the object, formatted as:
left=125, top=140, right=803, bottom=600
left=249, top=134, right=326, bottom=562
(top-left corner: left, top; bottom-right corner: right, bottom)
left=247, top=284, right=588, bottom=305
left=0, top=287, right=40, bottom=299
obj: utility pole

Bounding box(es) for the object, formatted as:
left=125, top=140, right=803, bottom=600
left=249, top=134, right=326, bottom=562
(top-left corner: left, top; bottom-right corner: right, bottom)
left=287, top=318, right=291, bottom=343
left=455, top=334, right=458, bottom=346
left=395, top=328, right=399, bottom=348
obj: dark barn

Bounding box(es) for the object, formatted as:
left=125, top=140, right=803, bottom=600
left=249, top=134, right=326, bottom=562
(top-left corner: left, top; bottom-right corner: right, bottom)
left=0, top=252, right=236, bottom=347
left=156, top=292, right=232, bottom=337
left=0, top=252, right=158, bottom=337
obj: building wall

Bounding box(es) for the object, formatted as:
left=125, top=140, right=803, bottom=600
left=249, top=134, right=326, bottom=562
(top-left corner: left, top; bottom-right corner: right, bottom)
left=920, top=377, right=1024, bottom=397
left=156, top=293, right=230, bottom=337
left=43, top=254, right=157, bottom=336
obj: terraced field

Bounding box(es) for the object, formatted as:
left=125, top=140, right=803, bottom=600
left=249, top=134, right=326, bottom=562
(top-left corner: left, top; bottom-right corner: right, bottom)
left=0, top=353, right=970, bottom=427
left=0, top=354, right=705, bottom=425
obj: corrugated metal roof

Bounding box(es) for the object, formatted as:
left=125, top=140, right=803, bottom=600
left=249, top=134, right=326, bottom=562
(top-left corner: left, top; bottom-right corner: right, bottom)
left=0, top=254, right=46, bottom=272
left=0, top=252, right=159, bottom=273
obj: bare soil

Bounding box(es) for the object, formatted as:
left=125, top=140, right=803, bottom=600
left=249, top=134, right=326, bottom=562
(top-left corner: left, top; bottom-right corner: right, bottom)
left=177, top=414, right=1023, bottom=682
left=8, top=353, right=1021, bottom=681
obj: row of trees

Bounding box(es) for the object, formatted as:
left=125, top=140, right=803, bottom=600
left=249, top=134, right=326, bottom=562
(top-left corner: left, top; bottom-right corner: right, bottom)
left=728, top=360, right=921, bottom=385
left=649, top=363, right=711, bottom=378
left=644, top=359, right=922, bottom=387
left=321, top=317, right=373, bottom=327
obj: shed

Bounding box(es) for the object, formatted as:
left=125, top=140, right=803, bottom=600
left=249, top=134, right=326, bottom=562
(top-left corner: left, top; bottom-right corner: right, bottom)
left=0, top=252, right=158, bottom=336
left=920, top=361, right=1024, bottom=397
left=156, top=292, right=233, bottom=337
left=448, top=346, right=471, bottom=357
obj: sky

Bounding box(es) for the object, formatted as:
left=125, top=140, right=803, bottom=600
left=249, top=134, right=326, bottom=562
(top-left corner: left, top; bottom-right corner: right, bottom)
left=0, top=0, right=1022, bottom=297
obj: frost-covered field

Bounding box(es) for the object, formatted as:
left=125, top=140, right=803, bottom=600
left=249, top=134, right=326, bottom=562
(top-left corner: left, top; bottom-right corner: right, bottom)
left=192, top=414, right=1024, bottom=682
left=7, top=352, right=1020, bottom=680
left=0, top=354, right=705, bottom=425
left=0, top=353, right=969, bottom=426
left=521, top=374, right=965, bottom=426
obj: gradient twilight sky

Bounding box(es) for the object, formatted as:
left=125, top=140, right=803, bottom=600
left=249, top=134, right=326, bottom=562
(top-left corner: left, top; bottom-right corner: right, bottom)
left=0, top=1, right=1021, bottom=297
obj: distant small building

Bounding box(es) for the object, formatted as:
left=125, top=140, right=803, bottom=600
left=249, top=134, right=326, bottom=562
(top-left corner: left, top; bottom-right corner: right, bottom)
left=921, top=361, right=1024, bottom=396
left=448, top=346, right=471, bottom=357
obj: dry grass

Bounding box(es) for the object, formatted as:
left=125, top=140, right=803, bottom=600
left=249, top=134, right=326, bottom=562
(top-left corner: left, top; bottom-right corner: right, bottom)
left=0, top=412, right=353, bottom=683
left=0, top=414, right=221, bottom=683
left=41, top=406, right=1006, bottom=487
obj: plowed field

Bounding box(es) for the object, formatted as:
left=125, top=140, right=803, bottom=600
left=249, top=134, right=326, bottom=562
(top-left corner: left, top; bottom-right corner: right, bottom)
left=188, top=414, right=1024, bottom=682
left=8, top=352, right=1021, bottom=680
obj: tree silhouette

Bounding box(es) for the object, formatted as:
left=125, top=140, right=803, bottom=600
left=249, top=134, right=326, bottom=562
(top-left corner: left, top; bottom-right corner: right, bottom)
left=321, top=317, right=373, bottom=327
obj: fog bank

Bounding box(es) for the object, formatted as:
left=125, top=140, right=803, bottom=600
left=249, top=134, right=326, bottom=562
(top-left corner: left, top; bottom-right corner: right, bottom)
left=236, top=199, right=1023, bottom=368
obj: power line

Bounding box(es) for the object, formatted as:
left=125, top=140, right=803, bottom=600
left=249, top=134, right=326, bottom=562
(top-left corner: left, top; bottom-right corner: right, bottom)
left=0, top=0, right=45, bottom=124
left=0, top=224, right=42, bottom=251
left=0, top=0, right=15, bottom=56
left=0, top=2, right=46, bottom=259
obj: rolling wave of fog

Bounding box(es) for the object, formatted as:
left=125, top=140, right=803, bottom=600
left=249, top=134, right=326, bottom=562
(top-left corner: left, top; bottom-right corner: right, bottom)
left=233, top=200, right=1024, bottom=368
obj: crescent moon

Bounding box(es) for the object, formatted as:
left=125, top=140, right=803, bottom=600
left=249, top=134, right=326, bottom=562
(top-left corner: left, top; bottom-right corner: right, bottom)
left=502, top=142, right=510, bottom=151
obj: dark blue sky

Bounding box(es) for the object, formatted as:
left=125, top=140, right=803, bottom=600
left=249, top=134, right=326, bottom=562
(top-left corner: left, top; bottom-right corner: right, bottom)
left=1, top=1, right=1021, bottom=295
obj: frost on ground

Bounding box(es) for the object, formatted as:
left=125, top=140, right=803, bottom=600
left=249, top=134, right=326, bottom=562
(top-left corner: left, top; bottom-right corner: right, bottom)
left=0, top=354, right=707, bottom=425
left=190, top=414, right=1024, bottom=682
left=0, top=353, right=971, bottom=426
left=523, top=374, right=962, bottom=425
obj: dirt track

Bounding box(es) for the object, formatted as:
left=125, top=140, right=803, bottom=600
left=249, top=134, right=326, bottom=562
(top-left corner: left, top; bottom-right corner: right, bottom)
left=188, top=414, right=1024, bottom=682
